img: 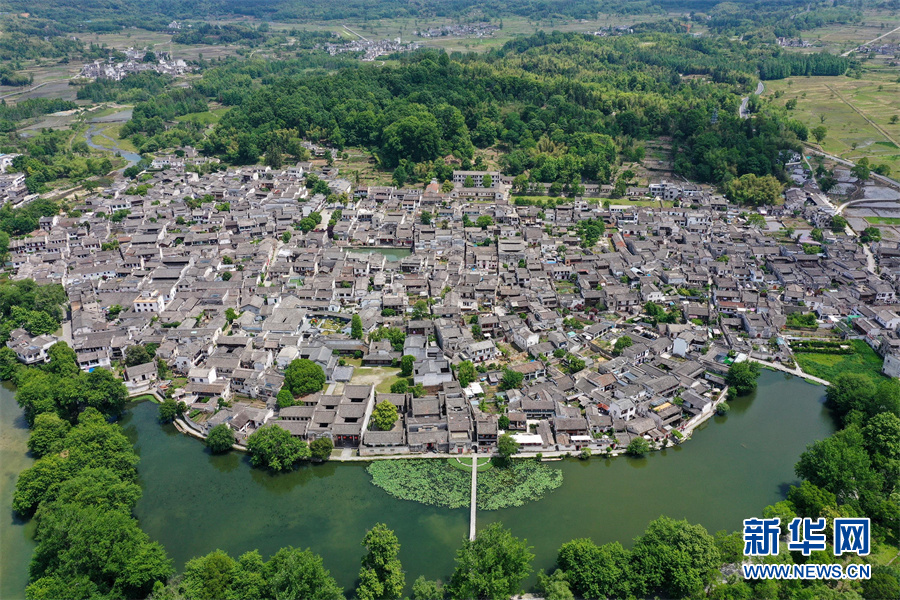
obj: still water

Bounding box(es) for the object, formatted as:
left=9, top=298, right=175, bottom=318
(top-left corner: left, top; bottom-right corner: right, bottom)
left=0, top=370, right=834, bottom=597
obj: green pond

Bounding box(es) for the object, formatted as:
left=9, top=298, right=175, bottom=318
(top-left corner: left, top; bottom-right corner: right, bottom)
left=0, top=370, right=835, bottom=598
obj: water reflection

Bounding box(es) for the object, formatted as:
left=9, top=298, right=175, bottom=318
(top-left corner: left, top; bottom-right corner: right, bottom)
left=1, top=371, right=836, bottom=597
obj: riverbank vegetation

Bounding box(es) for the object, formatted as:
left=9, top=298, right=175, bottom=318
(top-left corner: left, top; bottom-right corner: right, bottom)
left=724, top=360, right=762, bottom=399
left=15, top=408, right=173, bottom=597
left=794, top=338, right=886, bottom=385
left=367, top=458, right=563, bottom=510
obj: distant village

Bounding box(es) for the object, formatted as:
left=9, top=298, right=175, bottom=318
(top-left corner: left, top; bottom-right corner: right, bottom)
left=5, top=153, right=900, bottom=458
left=320, top=37, right=421, bottom=62
left=415, top=23, right=500, bottom=38
left=78, top=48, right=194, bottom=81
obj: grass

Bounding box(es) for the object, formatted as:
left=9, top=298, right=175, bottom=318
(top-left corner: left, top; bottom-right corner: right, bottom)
left=870, top=541, right=900, bottom=566
left=174, top=107, right=230, bottom=125
left=865, top=217, right=900, bottom=225
left=449, top=456, right=494, bottom=471
left=131, top=394, right=159, bottom=403
left=793, top=339, right=885, bottom=384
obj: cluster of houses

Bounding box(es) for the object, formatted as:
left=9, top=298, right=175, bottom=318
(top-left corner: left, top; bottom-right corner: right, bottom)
left=8, top=158, right=900, bottom=455
left=78, top=48, right=192, bottom=81
left=415, top=23, right=499, bottom=38
left=319, top=37, right=421, bottom=62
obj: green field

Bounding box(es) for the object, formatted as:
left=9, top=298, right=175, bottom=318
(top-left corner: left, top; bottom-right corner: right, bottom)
left=793, top=339, right=885, bottom=384
left=865, top=216, right=900, bottom=225
left=764, top=70, right=900, bottom=175
left=174, top=107, right=231, bottom=125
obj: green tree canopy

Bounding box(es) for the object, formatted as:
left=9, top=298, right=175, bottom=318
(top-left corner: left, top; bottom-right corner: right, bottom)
left=499, top=368, right=524, bottom=391
left=371, top=400, right=399, bottom=431
left=310, top=436, right=334, bottom=461
left=266, top=546, right=345, bottom=600
left=351, top=314, right=364, bottom=340
left=206, top=424, right=236, bottom=454
left=725, top=360, right=761, bottom=397
left=497, top=432, right=519, bottom=459
left=457, top=360, right=476, bottom=388
left=284, top=358, right=326, bottom=397
left=448, top=523, right=534, bottom=600
left=246, top=424, right=310, bottom=471
left=629, top=516, right=720, bottom=599
left=723, top=173, right=783, bottom=206
left=399, top=355, right=415, bottom=377
left=356, top=523, right=404, bottom=600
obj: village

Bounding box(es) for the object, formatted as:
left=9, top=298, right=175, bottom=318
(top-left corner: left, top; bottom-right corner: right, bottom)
left=4, top=155, right=900, bottom=460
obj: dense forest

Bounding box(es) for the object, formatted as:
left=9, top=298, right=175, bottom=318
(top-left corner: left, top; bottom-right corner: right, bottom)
left=118, top=32, right=833, bottom=189
left=0, top=0, right=887, bottom=35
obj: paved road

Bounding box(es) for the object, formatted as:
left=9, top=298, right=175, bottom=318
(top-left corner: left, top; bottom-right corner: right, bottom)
left=469, top=453, right=478, bottom=540
left=842, top=24, right=900, bottom=57
left=803, top=145, right=900, bottom=189
left=739, top=81, right=765, bottom=119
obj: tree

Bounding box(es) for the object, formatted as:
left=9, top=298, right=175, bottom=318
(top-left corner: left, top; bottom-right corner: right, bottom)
left=0, top=346, right=19, bottom=380
left=206, top=424, right=235, bottom=454
left=794, top=426, right=880, bottom=505
left=851, top=157, right=871, bottom=181
left=392, top=165, right=407, bottom=188
left=457, top=360, right=476, bottom=387
left=45, top=342, right=79, bottom=377
left=500, top=368, right=524, bottom=391
left=371, top=400, right=399, bottom=431
left=725, top=360, right=761, bottom=398
left=222, top=272, right=233, bottom=282
left=564, top=355, right=585, bottom=374
left=497, top=432, right=519, bottom=459
left=277, top=388, right=297, bottom=409
left=498, top=415, right=510, bottom=430
left=284, top=358, right=326, bottom=397
left=158, top=399, right=180, bottom=423
left=464, top=175, right=475, bottom=187
left=723, top=174, right=783, bottom=206
left=310, top=436, right=333, bottom=461
left=246, top=424, right=310, bottom=471
left=124, top=345, right=152, bottom=367
left=811, top=125, right=827, bottom=144
left=266, top=547, right=344, bottom=600
left=411, top=300, right=429, bottom=320
left=356, top=523, right=404, bottom=600
left=831, top=215, right=848, bottom=232
left=612, top=335, right=633, bottom=356
left=629, top=516, right=720, bottom=599
left=181, top=550, right=236, bottom=600
left=420, top=211, right=432, bottom=225
left=471, top=323, right=482, bottom=339
left=861, top=226, right=882, bottom=243
left=27, top=412, right=70, bottom=458
left=390, top=380, right=409, bottom=394
left=448, top=523, right=533, bottom=600
left=28, top=502, right=173, bottom=599
left=399, top=355, right=415, bottom=377
left=411, top=576, right=443, bottom=600
left=281, top=230, right=292, bottom=243
left=536, top=570, right=573, bottom=600
left=557, top=539, right=632, bottom=600
left=475, top=215, right=494, bottom=229
left=351, top=314, right=364, bottom=340
left=482, top=173, right=493, bottom=188
left=626, top=437, right=650, bottom=456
